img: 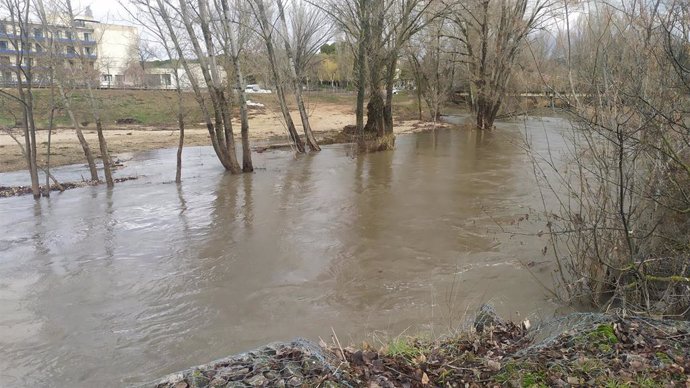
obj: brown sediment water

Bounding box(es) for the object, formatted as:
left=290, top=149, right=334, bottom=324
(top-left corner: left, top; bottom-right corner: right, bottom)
left=0, top=117, right=570, bottom=387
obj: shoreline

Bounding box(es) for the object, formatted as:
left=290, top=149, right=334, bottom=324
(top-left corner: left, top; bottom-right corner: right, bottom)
left=149, top=306, right=690, bottom=387
left=0, top=118, right=456, bottom=175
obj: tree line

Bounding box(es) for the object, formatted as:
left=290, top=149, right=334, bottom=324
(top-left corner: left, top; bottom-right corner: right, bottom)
left=1, top=0, right=557, bottom=198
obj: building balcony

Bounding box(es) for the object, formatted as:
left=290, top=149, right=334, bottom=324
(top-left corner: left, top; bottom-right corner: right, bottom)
left=0, top=32, right=97, bottom=46
left=0, top=49, right=96, bottom=60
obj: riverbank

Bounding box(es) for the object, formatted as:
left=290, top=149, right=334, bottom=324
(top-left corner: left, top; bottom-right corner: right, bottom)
left=1, top=89, right=454, bottom=173
left=0, top=109, right=454, bottom=174
left=151, top=306, right=690, bottom=387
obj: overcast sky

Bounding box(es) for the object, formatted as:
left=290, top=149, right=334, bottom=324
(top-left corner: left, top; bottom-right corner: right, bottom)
left=75, top=0, right=131, bottom=25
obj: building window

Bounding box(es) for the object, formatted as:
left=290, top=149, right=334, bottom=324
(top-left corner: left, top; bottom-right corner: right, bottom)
left=0, top=23, right=6, bottom=34
left=162, top=73, right=172, bottom=86
left=35, top=44, right=43, bottom=53
left=2, top=71, right=12, bottom=82
left=67, top=46, right=76, bottom=55
left=65, top=31, right=73, bottom=40
left=0, top=41, right=7, bottom=50
left=0, top=56, right=10, bottom=65
left=26, top=58, right=33, bottom=67
left=33, top=28, right=43, bottom=39
left=83, top=32, right=91, bottom=41
left=55, top=30, right=62, bottom=39
left=24, top=43, right=32, bottom=52
left=103, top=74, right=112, bottom=82
left=85, top=47, right=92, bottom=55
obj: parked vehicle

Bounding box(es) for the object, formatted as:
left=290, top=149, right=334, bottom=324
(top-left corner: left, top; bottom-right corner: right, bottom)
left=244, top=84, right=272, bottom=94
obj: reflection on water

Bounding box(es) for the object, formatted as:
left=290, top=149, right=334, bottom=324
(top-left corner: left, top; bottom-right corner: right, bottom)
left=0, top=118, right=569, bottom=387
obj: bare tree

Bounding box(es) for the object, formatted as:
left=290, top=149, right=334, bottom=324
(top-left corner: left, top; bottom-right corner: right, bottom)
left=122, top=0, right=190, bottom=182
left=318, top=0, right=433, bottom=149
left=529, top=0, right=690, bottom=316
left=34, top=0, right=100, bottom=182
left=249, top=0, right=306, bottom=153
left=63, top=0, right=115, bottom=187
left=275, top=0, right=326, bottom=151
left=218, top=0, right=253, bottom=171
left=0, top=0, right=40, bottom=198
left=156, top=0, right=243, bottom=173
left=446, top=0, right=551, bottom=130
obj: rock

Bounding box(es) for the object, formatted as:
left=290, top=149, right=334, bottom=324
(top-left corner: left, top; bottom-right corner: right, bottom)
left=287, top=376, right=302, bottom=387
left=208, top=378, right=226, bottom=387
left=474, top=304, right=503, bottom=332
left=486, top=360, right=501, bottom=371
left=188, top=370, right=209, bottom=387
left=245, top=374, right=267, bottom=387
left=262, top=370, right=279, bottom=382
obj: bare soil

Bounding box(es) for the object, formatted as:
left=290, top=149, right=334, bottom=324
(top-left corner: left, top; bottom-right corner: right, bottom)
left=0, top=102, right=452, bottom=173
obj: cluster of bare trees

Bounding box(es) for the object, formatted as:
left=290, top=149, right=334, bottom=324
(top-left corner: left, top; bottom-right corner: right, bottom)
left=1, top=0, right=112, bottom=199
left=527, top=0, right=690, bottom=316
left=123, top=0, right=330, bottom=175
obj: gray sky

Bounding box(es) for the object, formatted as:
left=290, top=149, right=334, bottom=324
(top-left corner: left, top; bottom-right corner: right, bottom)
left=75, top=0, right=131, bottom=25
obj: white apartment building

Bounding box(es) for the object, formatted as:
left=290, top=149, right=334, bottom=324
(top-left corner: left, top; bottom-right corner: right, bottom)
left=0, top=7, right=140, bottom=88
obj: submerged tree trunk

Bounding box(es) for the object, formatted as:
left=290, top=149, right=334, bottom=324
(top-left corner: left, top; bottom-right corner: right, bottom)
left=364, top=91, right=386, bottom=137
left=58, top=84, right=99, bottom=181
left=20, top=93, right=40, bottom=199
left=12, top=1, right=40, bottom=199
left=95, top=118, right=114, bottom=188
left=222, top=0, right=253, bottom=172
left=175, top=88, right=184, bottom=183
left=253, top=0, right=305, bottom=153
left=383, top=53, right=398, bottom=135
left=355, top=0, right=370, bottom=139
left=276, top=0, right=320, bottom=151
left=83, top=79, right=114, bottom=187
left=475, top=93, right=500, bottom=130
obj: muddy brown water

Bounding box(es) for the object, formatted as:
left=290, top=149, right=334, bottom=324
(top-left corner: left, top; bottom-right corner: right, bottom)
left=0, top=117, right=571, bottom=387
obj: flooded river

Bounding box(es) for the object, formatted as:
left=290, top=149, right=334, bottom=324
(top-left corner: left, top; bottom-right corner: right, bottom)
left=0, top=117, right=569, bottom=387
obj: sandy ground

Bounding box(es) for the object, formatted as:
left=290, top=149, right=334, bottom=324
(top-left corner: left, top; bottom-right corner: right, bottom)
left=0, top=103, right=449, bottom=173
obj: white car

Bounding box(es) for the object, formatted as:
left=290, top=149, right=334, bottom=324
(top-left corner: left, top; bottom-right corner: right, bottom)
left=245, top=84, right=272, bottom=94
left=392, top=88, right=401, bottom=95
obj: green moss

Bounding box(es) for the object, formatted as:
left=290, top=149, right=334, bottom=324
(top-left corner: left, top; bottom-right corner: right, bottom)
left=493, top=362, right=518, bottom=384
left=636, top=377, right=657, bottom=388
left=587, top=324, right=618, bottom=345
left=521, top=371, right=547, bottom=387
left=655, top=352, right=672, bottom=364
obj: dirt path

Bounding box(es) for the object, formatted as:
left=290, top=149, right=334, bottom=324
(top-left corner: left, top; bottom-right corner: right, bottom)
left=0, top=103, right=449, bottom=173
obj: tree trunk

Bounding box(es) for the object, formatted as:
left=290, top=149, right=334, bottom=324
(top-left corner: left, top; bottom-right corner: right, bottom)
left=175, top=87, right=184, bottom=183
left=58, top=83, right=99, bottom=181
left=222, top=0, right=253, bottom=172
left=85, top=80, right=114, bottom=187
left=253, top=0, right=304, bottom=153
left=19, top=85, right=40, bottom=199
left=95, top=118, right=114, bottom=187
left=276, top=0, right=320, bottom=151
left=364, top=92, right=385, bottom=137
left=46, top=103, right=55, bottom=196
left=355, top=0, right=370, bottom=138
left=475, top=96, right=498, bottom=130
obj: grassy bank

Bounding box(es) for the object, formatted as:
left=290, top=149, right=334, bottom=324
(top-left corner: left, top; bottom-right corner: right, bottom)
left=0, top=88, right=445, bottom=129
